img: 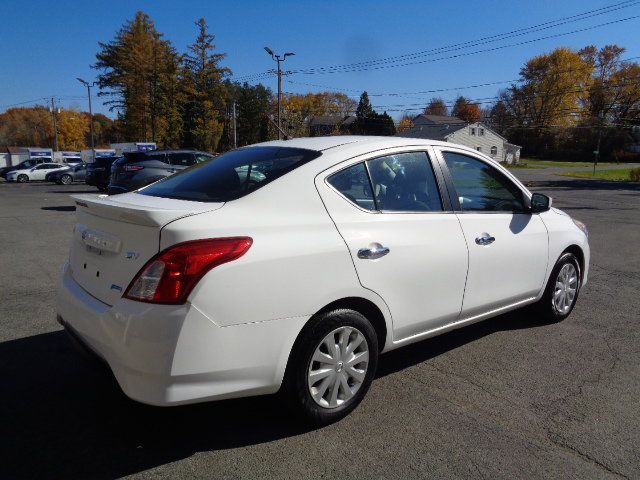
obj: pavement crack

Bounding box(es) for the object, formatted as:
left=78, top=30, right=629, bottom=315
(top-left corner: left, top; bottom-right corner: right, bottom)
left=547, top=433, right=629, bottom=479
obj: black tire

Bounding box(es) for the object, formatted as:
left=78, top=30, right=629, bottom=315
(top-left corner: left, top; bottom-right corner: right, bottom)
left=60, top=174, right=73, bottom=185
left=97, top=184, right=108, bottom=192
left=282, top=309, right=379, bottom=426
left=534, top=252, right=582, bottom=322
left=17, top=174, right=28, bottom=183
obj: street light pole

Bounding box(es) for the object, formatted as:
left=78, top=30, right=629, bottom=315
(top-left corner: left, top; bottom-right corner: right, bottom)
left=50, top=97, right=59, bottom=153
left=264, top=47, right=295, bottom=140
left=76, top=77, right=97, bottom=162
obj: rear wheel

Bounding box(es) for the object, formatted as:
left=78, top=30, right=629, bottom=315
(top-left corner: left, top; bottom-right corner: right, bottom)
left=17, top=174, right=28, bottom=183
left=60, top=174, right=73, bottom=185
left=283, top=309, right=378, bottom=425
left=535, top=252, right=581, bottom=322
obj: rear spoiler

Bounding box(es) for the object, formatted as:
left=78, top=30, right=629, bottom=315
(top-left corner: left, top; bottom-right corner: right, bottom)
left=71, top=193, right=224, bottom=227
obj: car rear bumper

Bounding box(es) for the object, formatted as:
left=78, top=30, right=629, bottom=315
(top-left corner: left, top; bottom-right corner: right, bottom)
left=56, top=262, right=306, bottom=406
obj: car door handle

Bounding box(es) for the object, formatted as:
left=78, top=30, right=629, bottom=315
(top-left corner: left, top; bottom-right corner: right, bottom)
left=358, top=243, right=390, bottom=260
left=475, top=234, right=496, bottom=246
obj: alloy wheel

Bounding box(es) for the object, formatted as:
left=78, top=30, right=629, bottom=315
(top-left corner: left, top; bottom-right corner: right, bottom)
left=553, top=263, right=578, bottom=314
left=307, top=326, right=369, bottom=409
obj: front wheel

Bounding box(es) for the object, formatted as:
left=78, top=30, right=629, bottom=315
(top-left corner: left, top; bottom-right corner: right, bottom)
left=283, top=309, right=378, bottom=425
left=535, top=252, right=581, bottom=322
left=17, top=174, right=28, bottom=183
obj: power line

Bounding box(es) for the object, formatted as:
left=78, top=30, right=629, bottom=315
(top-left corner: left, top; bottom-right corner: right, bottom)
left=282, top=55, right=640, bottom=101
left=234, top=1, right=640, bottom=81
left=292, top=15, right=640, bottom=76
left=0, top=97, right=48, bottom=109
left=296, top=3, right=640, bottom=74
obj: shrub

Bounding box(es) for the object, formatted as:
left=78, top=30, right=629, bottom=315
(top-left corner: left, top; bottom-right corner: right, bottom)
left=630, top=167, right=640, bottom=182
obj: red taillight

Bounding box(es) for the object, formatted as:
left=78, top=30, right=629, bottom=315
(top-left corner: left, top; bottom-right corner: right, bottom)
left=124, top=165, right=144, bottom=172
left=124, top=237, right=252, bottom=304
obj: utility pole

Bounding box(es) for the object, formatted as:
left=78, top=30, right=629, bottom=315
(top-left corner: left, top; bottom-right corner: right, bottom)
left=76, top=78, right=97, bottom=162
left=232, top=101, right=237, bottom=148
left=593, top=111, right=604, bottom=175
left=50, top=97, right=59, bottom=153
left=264, top=47, right=295, bottom=140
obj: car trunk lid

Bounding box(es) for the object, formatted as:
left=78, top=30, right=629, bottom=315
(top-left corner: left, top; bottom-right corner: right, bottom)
left=69, top=193, right=223, bottom=305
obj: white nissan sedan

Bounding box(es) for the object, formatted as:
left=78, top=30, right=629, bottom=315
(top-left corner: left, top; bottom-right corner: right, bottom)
left=57, top=136, right=589, bottom=424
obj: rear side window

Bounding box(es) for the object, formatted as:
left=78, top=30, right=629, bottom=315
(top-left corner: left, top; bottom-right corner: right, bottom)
left=145, top=152, right=168, bottom=163
left=140, top=146, right=321, bottom=202
left=169, top=153, right=196, bottom=166
left=328, top=163, right=375, bottom=211
left=367, top=152, right=442, bottom=211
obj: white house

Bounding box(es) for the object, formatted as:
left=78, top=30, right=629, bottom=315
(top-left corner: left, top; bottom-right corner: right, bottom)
left=398, top=114, right=521, bottom=164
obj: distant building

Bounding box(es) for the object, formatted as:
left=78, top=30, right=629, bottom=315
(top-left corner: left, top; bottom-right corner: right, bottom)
left=309, top=115, right=356, bottom=137
left=111, top=142, right=157, bottom=156
left=81, top=149, right=116, bottom=163
left=398, top=114, right=521, bottom=164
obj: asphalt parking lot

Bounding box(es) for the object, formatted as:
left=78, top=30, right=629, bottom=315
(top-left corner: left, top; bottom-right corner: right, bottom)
left=1, top=171, right=639, bottom=480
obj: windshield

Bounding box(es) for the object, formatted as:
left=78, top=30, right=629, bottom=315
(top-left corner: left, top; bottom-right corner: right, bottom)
left=140, top=146, right=321, bottom=202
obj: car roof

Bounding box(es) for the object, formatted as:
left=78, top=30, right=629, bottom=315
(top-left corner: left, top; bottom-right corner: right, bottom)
left=147, top=149, right=212, bottom=154
left=253, top=135, right=453, bottom=152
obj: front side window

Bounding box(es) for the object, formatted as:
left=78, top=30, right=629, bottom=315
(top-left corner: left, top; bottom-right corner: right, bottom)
left=367, top=152, right=442, bottom=212
left=443, top=152, right=526, bottom=212
left=141, top=146, right=321, bottom=202
left=328, top=163, right=375, bottom=211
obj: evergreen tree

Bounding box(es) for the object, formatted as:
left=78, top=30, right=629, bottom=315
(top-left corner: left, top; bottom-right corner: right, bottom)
left=355, top=91, right=374, bottom=120
left=352, top=92, right=396, bottom=136
left=95, top=11, right=180, bottom=144
left=181, top=17, right=230, bottom=150
left=353, top=91, right=375, bottom=134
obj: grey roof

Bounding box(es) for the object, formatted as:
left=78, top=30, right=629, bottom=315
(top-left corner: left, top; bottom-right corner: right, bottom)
left=399, top=125, right=467, bottom=141
left=397, top=114, right=468, bottom=140
left=414, top=114, right=466, bottom=125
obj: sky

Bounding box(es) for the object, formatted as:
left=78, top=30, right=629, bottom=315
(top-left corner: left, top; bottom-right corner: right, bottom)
left=0, top=0, right=638, bottom=119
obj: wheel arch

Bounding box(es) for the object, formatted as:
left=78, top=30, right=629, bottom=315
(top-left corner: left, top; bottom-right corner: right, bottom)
left=561, top=244, right=585, bottom=280
left=279, top=295, right=390, bottom=394
left=313, top=297, right=388, bottom=352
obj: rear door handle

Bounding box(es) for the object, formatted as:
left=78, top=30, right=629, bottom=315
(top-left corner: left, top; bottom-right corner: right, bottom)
left=358, top=243, right=390, bottom=260
left=475, top=234, right=496, bottom=246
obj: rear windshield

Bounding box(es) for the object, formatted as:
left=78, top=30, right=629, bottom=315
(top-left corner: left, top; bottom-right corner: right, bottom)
left=139, top=146, right=321, bottom=202
left=91, top=156, right=119, bottom=167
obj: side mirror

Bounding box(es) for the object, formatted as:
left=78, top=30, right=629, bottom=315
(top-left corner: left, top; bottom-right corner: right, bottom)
left=530, top=193, right=552, bottom=213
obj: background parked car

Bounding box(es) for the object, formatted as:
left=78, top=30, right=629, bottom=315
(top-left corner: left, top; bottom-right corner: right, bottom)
left=46, top=163, right=87, bottom=184
left=5, top=163, right=67, bottom=182
left=108, top=149, right=216, bottom=194
left=0, top=158, right=50, bottom=180
left=85, top=156, right=119, bottom=192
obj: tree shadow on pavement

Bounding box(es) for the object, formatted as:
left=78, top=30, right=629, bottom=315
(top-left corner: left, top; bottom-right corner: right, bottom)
left=0, top=309, right=546, bottom=479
